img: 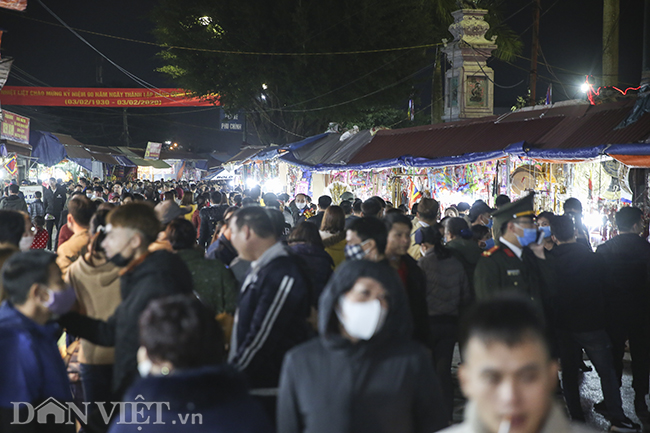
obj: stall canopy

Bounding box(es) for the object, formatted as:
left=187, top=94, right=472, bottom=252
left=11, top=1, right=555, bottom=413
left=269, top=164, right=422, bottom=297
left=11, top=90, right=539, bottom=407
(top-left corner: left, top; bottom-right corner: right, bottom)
left=116, top=147, right=171, bottom=169
left=29, top=131, right=65, bottom=166
left=340, top=99, right=650, bottom=169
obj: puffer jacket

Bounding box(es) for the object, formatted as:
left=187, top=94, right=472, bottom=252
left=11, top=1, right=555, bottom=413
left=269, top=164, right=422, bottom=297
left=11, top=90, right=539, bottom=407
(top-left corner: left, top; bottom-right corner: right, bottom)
left=277, top=260, right=447, bottom=433
left=418, top=249, right=470, bottom=317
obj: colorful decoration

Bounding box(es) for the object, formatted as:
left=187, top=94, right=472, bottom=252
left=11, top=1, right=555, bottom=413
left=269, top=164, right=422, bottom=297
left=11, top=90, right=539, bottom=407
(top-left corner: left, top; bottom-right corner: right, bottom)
left=3, top=154, right=17, bottom=176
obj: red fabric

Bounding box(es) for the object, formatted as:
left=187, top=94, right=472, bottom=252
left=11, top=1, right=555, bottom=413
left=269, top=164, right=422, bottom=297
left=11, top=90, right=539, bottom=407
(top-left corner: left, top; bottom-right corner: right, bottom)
left=57, top=224, right=74, bottom=248
left=397, top=259, right=409, bottom=289
left=31, top=227, right=49, bottom=250
left=192, top=209, right=201, bottom=239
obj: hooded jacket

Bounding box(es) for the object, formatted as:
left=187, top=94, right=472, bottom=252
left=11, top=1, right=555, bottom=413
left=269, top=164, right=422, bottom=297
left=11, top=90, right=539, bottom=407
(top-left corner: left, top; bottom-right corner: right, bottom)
left=66, top=256, right=122, bottom=365
left=277, top=260, right=447, bottom=433
left=109, top=365, right=273, bottom=433
left=289, top=243, right=334, bottom=305
left=0, top=301, right=73, bottom=432
left=59, top=250, right=193, bottom=396
left=0, top=195, right=28, bottom=213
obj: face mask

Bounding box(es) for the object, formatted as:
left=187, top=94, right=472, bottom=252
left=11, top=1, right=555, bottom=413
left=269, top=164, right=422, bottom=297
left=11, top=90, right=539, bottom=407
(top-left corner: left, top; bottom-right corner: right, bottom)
left=486, top=218, right=493, bottom=229
left=296, top=201, right=306, bottom=210
left=482, top=238, right=495, bottom=250
left=336, top=297, right=387, bottom=341
left=43, top=285, right=77, bottom=316
left=344, top=241, right=368, bottom=261
left=540, top=225, right=552, bottom=239
left=138, top=359, right=152, bottom=378
left=19, top=235, right=34, bottom=252
left=514, top=224, right=538, bottom=248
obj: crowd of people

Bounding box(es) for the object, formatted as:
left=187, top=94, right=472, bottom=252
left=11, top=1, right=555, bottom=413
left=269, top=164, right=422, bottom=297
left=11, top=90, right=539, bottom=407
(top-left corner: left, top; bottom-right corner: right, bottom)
left=0, top=175, right=648, bottom=433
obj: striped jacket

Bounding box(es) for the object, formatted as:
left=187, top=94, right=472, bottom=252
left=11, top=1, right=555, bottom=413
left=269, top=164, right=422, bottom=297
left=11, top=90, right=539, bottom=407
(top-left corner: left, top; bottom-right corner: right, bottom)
left=229, top=242, right=313, bottom=390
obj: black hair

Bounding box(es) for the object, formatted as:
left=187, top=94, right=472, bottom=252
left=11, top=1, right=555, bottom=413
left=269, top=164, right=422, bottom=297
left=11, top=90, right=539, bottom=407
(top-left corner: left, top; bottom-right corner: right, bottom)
left=471, top=224, right=490, bottom=243
left=139, top=295, right=224, bottom=368
left=210, top=191, right=223, bottom=204
left=265, top=208, right=288, bottom=239
left=361, top=198, right=382, bottom=218
left=370, top=196, right=386, bottom=208
left=397, top=204, right=409, bottom=214
left=384, top=212, right=412, bottom=232
left=166, top=219, right=198, bottom=250
left=537, top=211, right=555, bottom=224
left=88, top=208, right=112, bottom=261
left=347, top=217, right=387, bottom=255
left=242, top=197, right=255, bottom=207
left=495, top=194, right=511, bottom=208
left=2, top=251, right=57, bottom=305
left=8, top=184, right=19, bottom=194
left=550, top=215, right=575, bottom=242
left=459, top=295, right=550, bottom=358
left=0, top=210, right=26, bottom=246
left=616, top=206, right=643, bottom=232
left=318, top=195, right=332, bottom=209
left=287, top=222, right=325, bottom=248
left=417, top=198, right=440, bottom=221
left=340, top=200, right=353, bottom=215
left=33, top=215, right=45, bottom=228
left=352, top=200, right=362, bottom=214
left=429, top=223, right=452, bottom=260
left=563, top=197, right=583, bottom=214
left=233, top=206, right=276, bottom=239
left=34, top=191, right=42, bottom=199
left=446, top=217, right=473, bottom=239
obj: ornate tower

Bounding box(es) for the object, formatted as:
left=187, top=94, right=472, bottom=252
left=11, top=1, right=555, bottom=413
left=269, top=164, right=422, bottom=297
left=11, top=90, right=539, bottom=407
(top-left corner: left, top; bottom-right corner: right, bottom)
left=442, top=9, right=498, bottom=122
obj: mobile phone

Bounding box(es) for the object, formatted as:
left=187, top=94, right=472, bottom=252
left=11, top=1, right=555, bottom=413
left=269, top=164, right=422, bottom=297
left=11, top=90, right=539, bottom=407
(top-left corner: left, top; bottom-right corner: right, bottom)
left=536, top=230, right=545, bottom=245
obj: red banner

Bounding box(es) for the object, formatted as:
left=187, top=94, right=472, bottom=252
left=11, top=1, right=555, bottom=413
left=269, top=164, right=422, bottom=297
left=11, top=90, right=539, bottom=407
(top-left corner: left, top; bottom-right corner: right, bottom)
left=0, top=86, right=218, bottom=107
left=0, top=0, right=26, bottom=11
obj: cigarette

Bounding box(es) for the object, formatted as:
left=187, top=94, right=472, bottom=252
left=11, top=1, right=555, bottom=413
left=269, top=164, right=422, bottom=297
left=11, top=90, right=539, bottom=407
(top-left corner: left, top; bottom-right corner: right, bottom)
left=497, top=416, right=511, bottom=433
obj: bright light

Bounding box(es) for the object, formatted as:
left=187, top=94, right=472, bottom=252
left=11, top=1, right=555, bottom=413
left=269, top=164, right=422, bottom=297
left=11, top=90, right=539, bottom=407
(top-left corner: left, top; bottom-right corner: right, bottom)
left=198, top=16, right=212, bottom=26
left=165, top=140, right=172, bottom=145
left=580, top=83, right=590, bottom=93
left=261, top=94, right=267, bottom=101
left=436, top=190, right=473, bottom=206
left=584, top=212, right=603, bottom=229
left=246, top=178, right=258, bottom=188
left=265, top=178, right=282, bottom=192
left=228, top=180, right=235, bottom=186
left=262, top=83, right=268, bottom=90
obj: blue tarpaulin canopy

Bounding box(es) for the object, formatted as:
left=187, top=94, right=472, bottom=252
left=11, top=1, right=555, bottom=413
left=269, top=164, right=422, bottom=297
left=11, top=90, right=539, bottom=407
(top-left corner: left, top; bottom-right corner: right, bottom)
left=29, top=131, right=66, bottom=167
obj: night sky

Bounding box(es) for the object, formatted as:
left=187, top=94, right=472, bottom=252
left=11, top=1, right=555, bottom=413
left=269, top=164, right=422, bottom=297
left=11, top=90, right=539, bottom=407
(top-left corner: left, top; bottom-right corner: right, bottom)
left=0, top=0, right=644, bottom=155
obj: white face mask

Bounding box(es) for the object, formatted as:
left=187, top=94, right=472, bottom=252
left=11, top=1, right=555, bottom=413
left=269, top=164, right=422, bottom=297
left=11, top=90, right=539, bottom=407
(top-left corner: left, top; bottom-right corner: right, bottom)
left=336, top=297, right=387, bottom=341
left=19, top=235, right=34, bottom=252
left=296, top=201, right=306, bottom=210
left=420, top=246, right=426, bottom=257
left=138, top=359, right=152, bottom=378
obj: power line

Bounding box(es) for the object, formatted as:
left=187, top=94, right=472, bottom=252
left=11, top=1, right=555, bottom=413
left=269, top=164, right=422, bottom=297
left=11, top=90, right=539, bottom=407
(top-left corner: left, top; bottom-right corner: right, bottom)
left=7, top=9, right=442, bottom=57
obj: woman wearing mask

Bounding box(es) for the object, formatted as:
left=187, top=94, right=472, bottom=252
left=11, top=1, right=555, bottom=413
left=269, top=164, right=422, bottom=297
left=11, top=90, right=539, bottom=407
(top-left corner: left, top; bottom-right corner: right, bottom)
left=416, top=226, right=470, bottom=424
left=319, top=206, right=347, bottom=268
left=277, top=260, right=447, bottom=433
left=444, top=217, right=482, bottom=297
left=291, top=193, right=313, bottom=225
left=536, top=211, right=556, bottom=251
left=66, top=209, right=122, bottom=414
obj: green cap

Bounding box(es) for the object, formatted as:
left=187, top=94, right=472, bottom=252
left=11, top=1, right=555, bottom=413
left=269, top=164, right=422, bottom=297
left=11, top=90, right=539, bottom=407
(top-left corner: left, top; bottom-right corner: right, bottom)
left=491, top=192, right=535, bottom=233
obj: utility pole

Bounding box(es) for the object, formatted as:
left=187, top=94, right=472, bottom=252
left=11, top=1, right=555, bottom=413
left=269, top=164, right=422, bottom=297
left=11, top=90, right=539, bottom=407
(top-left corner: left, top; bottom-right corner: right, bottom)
left=602, top=0, right=620, bottom=87
left=529, top=0, right=541, bottom=106
left=122, top=108, right=130, bottom=147
left=642, top=0, right=650, bottom=86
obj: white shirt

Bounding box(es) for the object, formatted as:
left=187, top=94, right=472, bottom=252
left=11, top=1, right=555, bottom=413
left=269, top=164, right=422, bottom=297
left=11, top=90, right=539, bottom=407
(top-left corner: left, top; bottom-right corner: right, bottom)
left=499, top=237, right=523, bottom=260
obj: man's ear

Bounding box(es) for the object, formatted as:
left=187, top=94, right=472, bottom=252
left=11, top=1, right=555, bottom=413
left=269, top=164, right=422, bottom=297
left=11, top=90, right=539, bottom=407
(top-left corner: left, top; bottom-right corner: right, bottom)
left=458, top=363, right=471, bottom=399
left=67, top=213, right=74, bottom=228
left=30, top=282, right=48, bottom=304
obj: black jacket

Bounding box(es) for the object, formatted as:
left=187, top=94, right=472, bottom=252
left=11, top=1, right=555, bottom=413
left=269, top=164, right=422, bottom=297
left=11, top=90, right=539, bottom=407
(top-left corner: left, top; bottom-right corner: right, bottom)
left=59, top=251, right=193, bottom=395
left=399, top=255, right=433, bottom=347
left=198, top=204, right=229, bottom=249
left=229, top=243, right=312, bottom=389
left=43, top=185, right=67, bottom=217
left=289, top=243, right=334, bottom=306
left=596, top=233, right=650, bottom=316
left=109, top=365, right=273, bottom=433
left=0, top=195, right=27, bottom=212
left=548, top=242, right=607, bottom=332
left=277, top=260, right=447, bottom=433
